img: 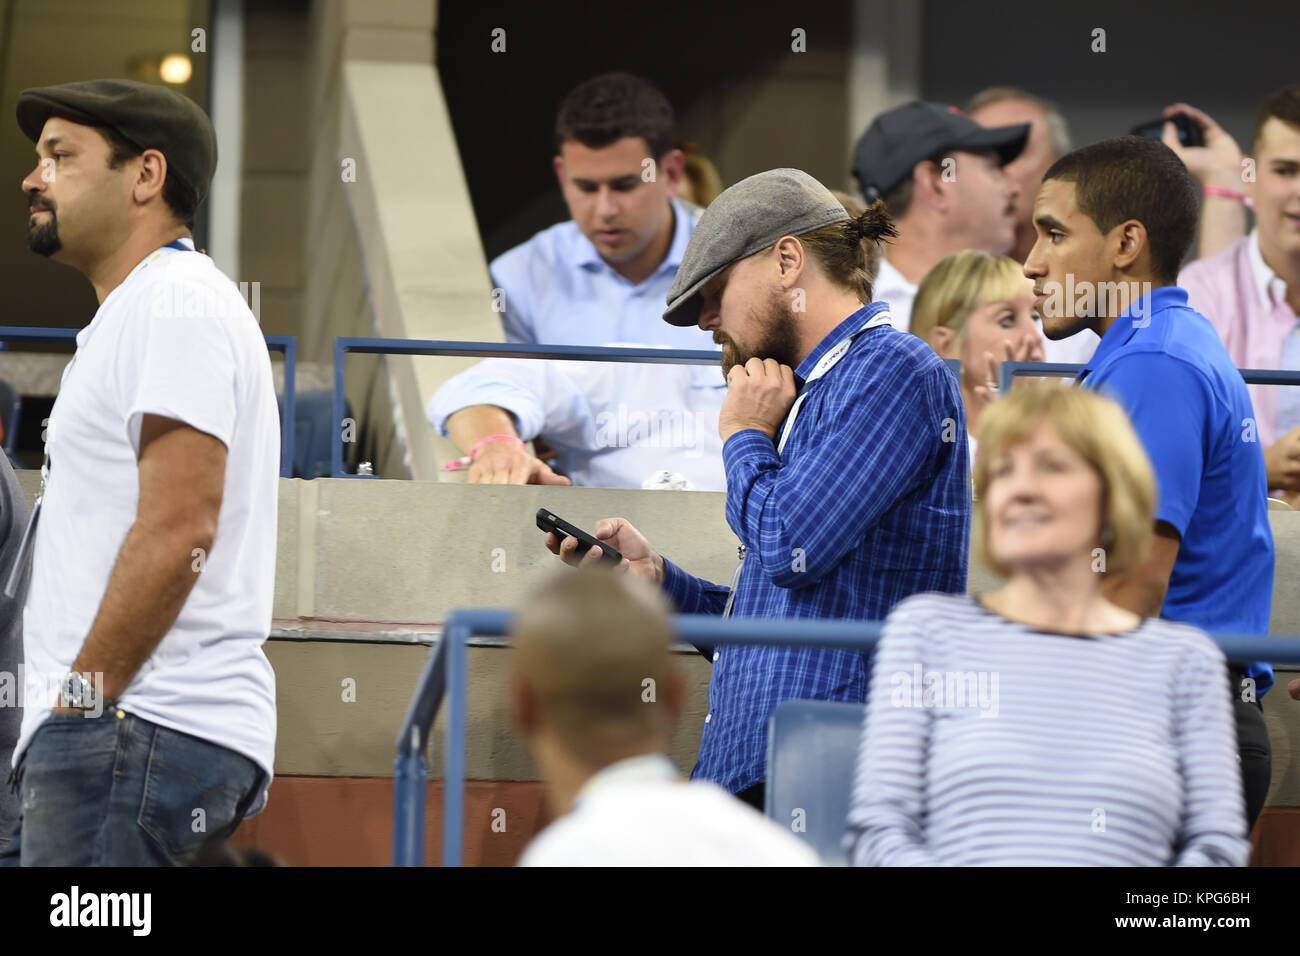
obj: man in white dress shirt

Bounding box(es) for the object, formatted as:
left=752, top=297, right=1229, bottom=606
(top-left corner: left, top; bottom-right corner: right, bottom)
left=512, top=570, right=819, bottom=866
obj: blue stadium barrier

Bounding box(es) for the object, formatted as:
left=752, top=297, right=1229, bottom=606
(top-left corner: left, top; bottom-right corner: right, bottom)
left=999, top=362, right=1300, bottom=393
left=330, top=338, right=962, bottom=480
left=0, top=326, right=297, bottom=478
left=393, top=608, right=1300, bottom=867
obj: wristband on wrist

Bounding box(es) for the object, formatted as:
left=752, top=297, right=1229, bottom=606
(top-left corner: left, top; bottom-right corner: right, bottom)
left=1203, top=184, right=1252, bottom=207
left=469, top=433, right=525, bottom=461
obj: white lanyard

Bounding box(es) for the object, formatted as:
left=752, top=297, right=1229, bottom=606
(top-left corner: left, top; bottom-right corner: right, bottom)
left=776, top=310, right=893, bottom=454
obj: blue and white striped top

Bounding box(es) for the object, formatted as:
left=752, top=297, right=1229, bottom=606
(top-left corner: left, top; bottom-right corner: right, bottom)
left=846, top=592, right=1251, bottom=867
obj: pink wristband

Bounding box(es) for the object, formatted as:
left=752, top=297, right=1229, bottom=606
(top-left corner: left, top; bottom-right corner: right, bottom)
left=469, top=434, right=524, bottom=461
left=1203, top=185, right=1251, bottom=206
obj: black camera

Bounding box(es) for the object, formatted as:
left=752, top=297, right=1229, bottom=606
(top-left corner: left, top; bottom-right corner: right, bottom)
left=1130, top=113, right=1205, bottom=148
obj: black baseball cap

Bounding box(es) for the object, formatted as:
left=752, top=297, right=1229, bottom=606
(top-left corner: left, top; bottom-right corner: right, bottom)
left=16, top=78, right=217, bottom=207
left=851, top=101, right=1029, bottom=203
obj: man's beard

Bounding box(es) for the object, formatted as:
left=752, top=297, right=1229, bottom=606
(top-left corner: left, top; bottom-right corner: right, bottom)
left=718, top=290, right=801, bottom=378
left=27, top=209, right=62, bottom=257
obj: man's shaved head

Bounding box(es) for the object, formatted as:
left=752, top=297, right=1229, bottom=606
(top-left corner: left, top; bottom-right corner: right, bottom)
left=511, top=569, right=683, bottom=767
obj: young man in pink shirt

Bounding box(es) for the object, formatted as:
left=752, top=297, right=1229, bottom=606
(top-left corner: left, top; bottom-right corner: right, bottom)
left=1179, top=86, right=1300, bottom=506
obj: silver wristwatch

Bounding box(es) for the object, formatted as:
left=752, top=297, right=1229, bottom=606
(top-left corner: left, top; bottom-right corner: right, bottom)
left=59, top=672, right=95, bottom=710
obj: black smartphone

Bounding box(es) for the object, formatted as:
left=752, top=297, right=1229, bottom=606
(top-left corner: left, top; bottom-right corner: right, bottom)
left=536, top=508, right=624, bottom=567
left=1130, top=113, right=1204, bottom=148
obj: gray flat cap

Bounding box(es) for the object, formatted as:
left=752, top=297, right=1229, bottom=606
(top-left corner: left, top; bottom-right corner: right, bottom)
left=663, top=168, right=849, bottom=327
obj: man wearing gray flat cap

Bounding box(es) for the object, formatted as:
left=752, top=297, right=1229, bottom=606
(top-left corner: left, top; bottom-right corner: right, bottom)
left=546, top=168, right=971, bottom=808
left=1, top=79, right=279, bottom=866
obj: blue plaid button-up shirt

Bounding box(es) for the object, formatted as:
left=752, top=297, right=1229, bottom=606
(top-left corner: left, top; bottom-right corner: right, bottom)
left=662, top=302, right=971, bottom=794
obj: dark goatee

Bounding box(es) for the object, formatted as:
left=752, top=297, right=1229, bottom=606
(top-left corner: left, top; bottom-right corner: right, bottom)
left=27, top=215, right=61, bottom=257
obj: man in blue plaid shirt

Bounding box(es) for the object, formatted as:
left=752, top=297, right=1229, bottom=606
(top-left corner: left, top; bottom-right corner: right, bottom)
left=545, top=169, right=970, bottom=807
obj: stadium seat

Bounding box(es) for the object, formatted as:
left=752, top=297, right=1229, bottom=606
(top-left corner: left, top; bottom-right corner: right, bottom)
left=0, top=378, right=20, bottom=455
left=766, top=698, right=866, bottom=866
left=281, top=389, right=353, bottom=478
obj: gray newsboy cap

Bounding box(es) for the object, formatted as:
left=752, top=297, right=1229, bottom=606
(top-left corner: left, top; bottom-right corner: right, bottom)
left=663, top=168, right=848, bottom=327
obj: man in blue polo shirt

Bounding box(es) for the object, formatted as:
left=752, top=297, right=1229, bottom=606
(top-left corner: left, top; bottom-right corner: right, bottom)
left=433, top=72, right=720, bottom=485
left=1025, top=135, right=1276, bottom=830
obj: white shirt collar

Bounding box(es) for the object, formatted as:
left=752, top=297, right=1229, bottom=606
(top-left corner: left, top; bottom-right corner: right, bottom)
left=574, top=753, right=679, bottom=805
left=1247, top=229, right=1289, bottom=310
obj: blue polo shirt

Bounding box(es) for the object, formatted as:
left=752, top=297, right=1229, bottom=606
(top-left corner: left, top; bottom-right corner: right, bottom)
left=1078, top=285, right=1275, bottom=695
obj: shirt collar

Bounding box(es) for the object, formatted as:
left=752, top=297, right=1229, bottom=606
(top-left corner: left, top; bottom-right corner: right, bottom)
left=1078, top=284, right=1187, bottom=379
left=574, top=753, right=679, bottom=805
left=793, top=301, right=891, bottom=388
left=1247, top=229, right=1289, bottom=310
left=570, top=199, right=692, bottom=280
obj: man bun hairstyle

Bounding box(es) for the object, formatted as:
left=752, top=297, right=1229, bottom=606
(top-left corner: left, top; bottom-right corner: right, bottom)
left=795, top=198, right=898, bottom=304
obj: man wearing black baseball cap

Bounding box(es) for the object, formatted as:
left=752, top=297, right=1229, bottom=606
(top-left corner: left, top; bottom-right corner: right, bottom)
left=850, top=101, right=1028, bottom=333
left=1, top=79, right=280, bottom=866
left=544, top=168, right=970, bottom=808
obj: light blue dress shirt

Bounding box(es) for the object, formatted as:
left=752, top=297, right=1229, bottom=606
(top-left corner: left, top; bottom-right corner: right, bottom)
left=432, top=198, right=727, bottom=488
left=490, top=197, right=714, bottom=350
left=430, top=349, right=727, bottom=491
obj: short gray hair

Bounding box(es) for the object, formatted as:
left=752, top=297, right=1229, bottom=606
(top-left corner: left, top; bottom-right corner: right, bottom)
left=966, top=86, right=1072, bottom=159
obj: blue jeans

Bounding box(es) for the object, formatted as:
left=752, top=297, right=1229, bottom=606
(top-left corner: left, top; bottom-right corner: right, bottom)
left=0, top=706, right=264, bottom=866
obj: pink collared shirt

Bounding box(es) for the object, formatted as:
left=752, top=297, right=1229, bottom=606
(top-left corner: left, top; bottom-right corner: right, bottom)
left=1179, top=231, right=1298, bottom=449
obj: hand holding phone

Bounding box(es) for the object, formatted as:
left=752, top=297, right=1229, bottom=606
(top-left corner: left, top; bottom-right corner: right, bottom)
left=536, top=508, right=624, bottom=567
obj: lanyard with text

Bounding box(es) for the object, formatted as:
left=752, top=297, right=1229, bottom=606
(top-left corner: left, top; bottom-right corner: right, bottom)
left=719, top=311, right=894, bottom=620
left=776, top=310, right=893, bottom=455
left=2, top=238, right=195, bottom=599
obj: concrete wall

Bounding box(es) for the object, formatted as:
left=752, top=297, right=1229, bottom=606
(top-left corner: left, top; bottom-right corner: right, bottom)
left=14, top=471, right=1300, bottom=811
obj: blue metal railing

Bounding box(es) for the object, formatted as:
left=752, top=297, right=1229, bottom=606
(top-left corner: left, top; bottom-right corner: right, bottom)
left=0, top=326, right=297, bottom=478
left=392, top=608, right=1300, bottom=867
left=999, top=362, right=1300, bottom=393
left=265, top=336, right=296, bottom=479
left=329, top=337, right=964, bottom=479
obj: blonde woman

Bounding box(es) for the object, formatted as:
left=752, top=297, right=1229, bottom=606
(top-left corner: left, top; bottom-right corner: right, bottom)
left=910, top=250, right=1046, bottom=458
left=846, top=384, right=1250, bottom=866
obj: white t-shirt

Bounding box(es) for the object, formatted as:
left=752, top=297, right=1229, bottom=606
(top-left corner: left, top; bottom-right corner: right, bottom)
left=16, top=240, right=280, bottom=807
left=518, top=754, right=822, bottom=866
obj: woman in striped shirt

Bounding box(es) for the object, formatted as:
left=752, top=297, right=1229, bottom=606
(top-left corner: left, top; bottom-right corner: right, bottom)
left=846, top=384, right=1251, bottom=866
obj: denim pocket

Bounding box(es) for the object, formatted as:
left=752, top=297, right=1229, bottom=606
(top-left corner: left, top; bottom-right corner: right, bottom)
left=137, top=726, right=258, bottom=862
